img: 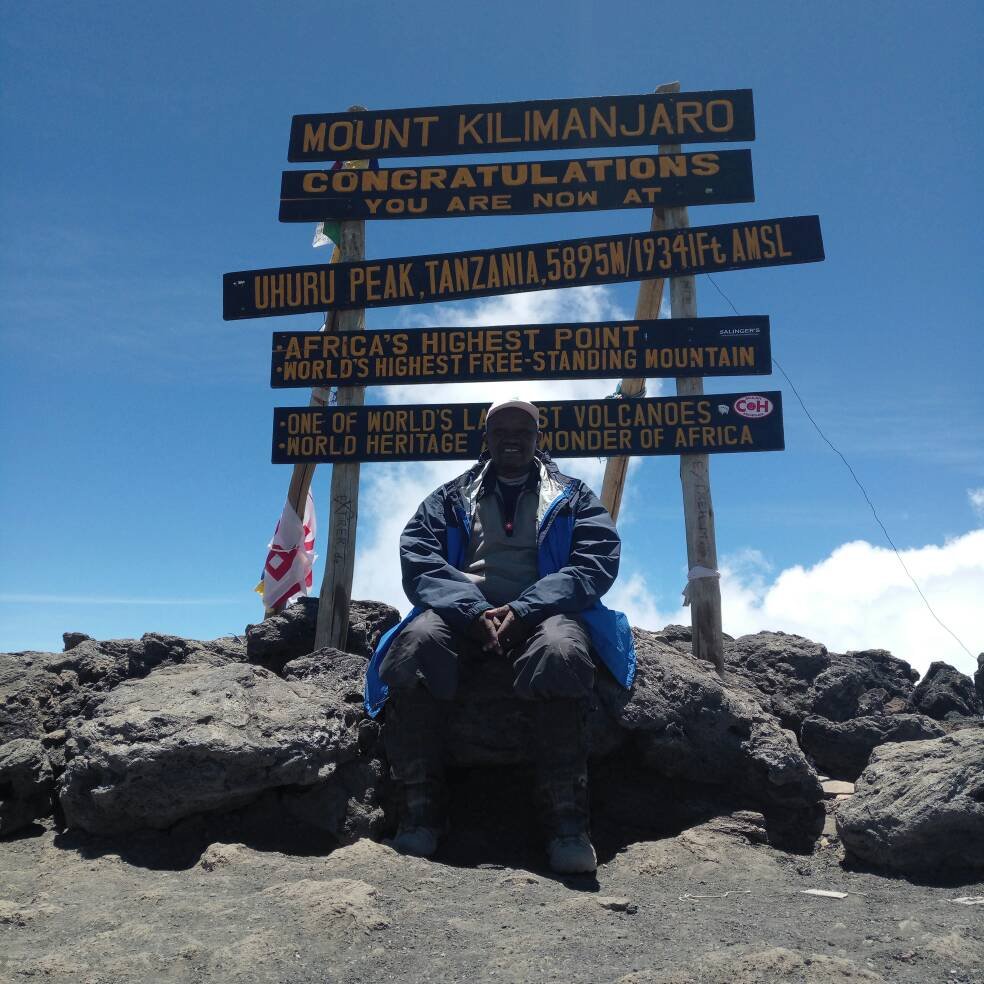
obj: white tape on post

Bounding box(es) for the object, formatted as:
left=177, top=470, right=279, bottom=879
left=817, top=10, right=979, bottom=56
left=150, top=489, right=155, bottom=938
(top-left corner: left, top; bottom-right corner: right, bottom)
left=682, top=566, right=721, bottom=607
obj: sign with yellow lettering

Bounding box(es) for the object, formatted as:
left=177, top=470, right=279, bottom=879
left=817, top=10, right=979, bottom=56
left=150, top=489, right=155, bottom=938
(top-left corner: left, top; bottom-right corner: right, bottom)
left=279, top=150, right=754, bottom=222
left=272, top=392, right=784, bottom=464
left=287, top=90, right=755, bottom=162
left=224, top=215, right=822, bottom=320
left=271, top=316, right=771, bottom=388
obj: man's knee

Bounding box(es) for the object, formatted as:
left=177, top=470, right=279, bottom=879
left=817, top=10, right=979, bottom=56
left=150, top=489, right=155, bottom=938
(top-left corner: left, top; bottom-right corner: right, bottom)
left=379, top=609, right=460, bottom=699
left=395, top=609, right=453, bottom=650
left=513, top=615, right=595, bottom=699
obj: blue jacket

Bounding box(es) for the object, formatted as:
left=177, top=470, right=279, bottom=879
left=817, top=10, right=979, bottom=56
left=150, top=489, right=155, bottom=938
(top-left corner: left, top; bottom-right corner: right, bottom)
left=364, top=453, right=635, bottom=716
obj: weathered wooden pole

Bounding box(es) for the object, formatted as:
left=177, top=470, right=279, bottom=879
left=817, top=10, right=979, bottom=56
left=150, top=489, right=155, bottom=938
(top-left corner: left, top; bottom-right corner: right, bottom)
left=598, top=205, right=667, bottom=520
left=661, top=129, right=724, bottom=677
left=666, top=201, right=724, bottom=676
left=599, top=81, right=724, bottom=675
left=314, top=113, right=368, bottom=651
left=600, top=81, right=679, bottom=522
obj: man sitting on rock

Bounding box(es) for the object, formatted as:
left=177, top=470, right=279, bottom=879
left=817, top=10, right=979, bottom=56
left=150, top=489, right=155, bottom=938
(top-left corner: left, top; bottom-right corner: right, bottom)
left=364, top=397, right=635, bottom=874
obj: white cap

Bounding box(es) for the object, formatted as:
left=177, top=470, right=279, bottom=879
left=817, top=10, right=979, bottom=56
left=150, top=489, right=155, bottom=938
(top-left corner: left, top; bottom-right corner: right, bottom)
left=485, top=397, right=540, bottom=427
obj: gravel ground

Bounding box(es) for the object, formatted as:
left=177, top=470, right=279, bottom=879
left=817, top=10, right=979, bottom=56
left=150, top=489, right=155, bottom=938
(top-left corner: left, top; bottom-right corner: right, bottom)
left=2, top=780, right=982, bottom=984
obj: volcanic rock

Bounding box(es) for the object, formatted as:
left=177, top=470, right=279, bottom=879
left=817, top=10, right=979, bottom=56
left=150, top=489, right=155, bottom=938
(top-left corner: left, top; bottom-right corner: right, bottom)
left=61, top=631, right=92, bottom=651
left=59, top=662, right=360, bottom=834
left=800, top=713, right=945, bottom=779
left=724, top=633, right=918, bottom=730
left=246, top=598, right=401, bottom=671
left=909, top=660, right=983, bottom=720
left=2, top=634, right=247, bottom=746
left=835, top=729, right=984, bottom=878
left=598, top=628, right=823, bottom=844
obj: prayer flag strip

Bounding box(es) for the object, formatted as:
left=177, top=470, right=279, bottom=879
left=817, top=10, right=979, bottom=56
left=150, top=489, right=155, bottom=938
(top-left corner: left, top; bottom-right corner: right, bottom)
left=271, top=392, right=785, bottom=464
left=271, top=316, right=772, bottom=388
left=279, top=149, right=755, bottom=222
left=224, top=215, right=823, bottom=320
left=288, top=90, right=755, bottom=161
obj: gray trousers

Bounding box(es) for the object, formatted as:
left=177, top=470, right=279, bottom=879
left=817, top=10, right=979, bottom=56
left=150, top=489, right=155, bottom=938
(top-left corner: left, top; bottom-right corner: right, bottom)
left=378, top=609, right=596, bottom=702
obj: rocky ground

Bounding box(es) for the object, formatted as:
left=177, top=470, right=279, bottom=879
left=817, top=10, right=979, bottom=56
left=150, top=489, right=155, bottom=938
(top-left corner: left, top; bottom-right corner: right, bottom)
left=2, top=600, right=983, bottom=983
left=3, top=802, right=982, bottom=983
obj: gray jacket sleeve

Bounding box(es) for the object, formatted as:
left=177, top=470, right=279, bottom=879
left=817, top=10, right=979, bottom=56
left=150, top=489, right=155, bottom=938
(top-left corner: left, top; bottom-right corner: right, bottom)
left=400, top=488, right=492, bottom=632
left=508, top=484, right=620, bottom=624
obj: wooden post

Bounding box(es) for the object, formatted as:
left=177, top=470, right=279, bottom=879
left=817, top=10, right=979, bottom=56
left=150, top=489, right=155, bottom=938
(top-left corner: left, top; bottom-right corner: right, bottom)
left=314, top=111, right=368, bottom=651
left=599, top=81, right=724, bottom=675
left=663, top=201, right=724, bottom=676
left=598, top=206, right=666, bottom=521
left=600, top=81, right=678, bottom=522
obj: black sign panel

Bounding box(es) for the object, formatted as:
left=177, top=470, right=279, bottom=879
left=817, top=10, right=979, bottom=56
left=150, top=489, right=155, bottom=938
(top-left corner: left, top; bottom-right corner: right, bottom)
left=224, top=216, right=822, bottom=321
left=271, top=392, right=784, bottom=464
left=279, top=150, right=754, bottom=222
left=287, top=90, right=755, bottom=162
left=271, top=316, right=771, bottom=388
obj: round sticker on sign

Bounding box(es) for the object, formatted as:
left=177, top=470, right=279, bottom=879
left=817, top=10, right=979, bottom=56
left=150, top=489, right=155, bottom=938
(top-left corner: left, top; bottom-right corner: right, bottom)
left=733, top=395, right=774, bottom=418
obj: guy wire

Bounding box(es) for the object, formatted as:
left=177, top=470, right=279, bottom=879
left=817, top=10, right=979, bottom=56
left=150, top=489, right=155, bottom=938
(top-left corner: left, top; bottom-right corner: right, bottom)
left=704, top=274, right=973, bottom=661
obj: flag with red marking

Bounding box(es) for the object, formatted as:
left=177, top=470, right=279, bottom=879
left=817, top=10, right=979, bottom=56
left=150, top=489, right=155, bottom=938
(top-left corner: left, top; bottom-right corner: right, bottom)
left=255, top=492, right=317, bottom=610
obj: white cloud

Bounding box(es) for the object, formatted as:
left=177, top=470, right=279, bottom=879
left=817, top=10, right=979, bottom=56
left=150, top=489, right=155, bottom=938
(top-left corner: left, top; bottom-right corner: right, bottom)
left=605, top=571, right=684, bottom=629
left=612, top=530, right=984, bottom=679
left=969, top=487, right=984, bottom=519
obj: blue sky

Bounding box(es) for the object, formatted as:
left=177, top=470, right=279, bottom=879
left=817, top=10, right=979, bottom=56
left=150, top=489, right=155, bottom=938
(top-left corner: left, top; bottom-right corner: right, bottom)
left=1, top=1, right=981, bottom=676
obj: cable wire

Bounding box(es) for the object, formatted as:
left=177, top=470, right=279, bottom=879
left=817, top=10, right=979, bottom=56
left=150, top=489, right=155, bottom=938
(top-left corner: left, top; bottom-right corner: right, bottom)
left=705, top=274, right=974, bottom=660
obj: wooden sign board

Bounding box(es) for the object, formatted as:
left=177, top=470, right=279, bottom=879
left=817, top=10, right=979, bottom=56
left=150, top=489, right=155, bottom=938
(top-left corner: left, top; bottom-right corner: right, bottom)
left=272, top=392, right=784, bottom=464
left=271, top=316, right=771, bottom=388
left=287, top=90, right=755, bottom=161
left=224, top=215, right=822, bottom=321
left=279, top=150, right=755, bottom=222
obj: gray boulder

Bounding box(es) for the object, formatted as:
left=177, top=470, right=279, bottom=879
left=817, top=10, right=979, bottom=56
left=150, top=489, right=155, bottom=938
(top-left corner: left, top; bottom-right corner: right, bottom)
left=0, top=739, right=53, bottom=836
left=2, top=634, right=246, bottom=745
left=56, top=623, right=823, bottom=844
left=809, top=649, right=918, bottom=720
left=977, top=653, right=984, bottom=707
left=598, top=628, right=823, bottom=842
left=246, top=598, right=401, bottom=672
left=61, top=631, right=92, bottom=650
left=835, top=729, right=984, bottom=877
left=910, top=660, right=983, bottom=720
left=59, top=662, right=360, bottom=834
left=799, top=713, right=945, bottom=779
left=1, top=634, right=249, bottom=838
left=723, top=632, right=917, bottom=729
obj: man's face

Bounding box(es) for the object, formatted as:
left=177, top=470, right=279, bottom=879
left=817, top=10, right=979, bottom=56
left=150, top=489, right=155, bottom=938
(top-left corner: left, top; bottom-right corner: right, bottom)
left=486, top=408, right=539, bottom=477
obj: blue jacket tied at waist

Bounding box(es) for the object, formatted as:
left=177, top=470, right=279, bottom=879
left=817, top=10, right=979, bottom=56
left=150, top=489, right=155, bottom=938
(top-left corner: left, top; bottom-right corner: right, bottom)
left=364, top=453, right=635, bottom=717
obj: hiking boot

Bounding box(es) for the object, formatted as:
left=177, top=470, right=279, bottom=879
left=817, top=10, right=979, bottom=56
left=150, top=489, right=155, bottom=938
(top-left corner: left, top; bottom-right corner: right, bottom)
left=546, top=832, right=597, bottom=874
left=531, top=698, right=596, bottom=874
left=392, top=825, right=441, bottom=858
left=390, top=777, right=447, bottom=858
left=384, top=687, right=448, bottom=856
